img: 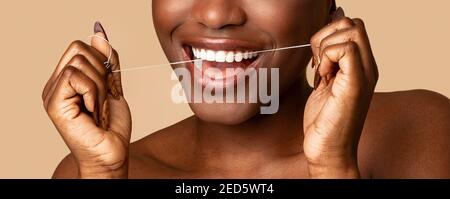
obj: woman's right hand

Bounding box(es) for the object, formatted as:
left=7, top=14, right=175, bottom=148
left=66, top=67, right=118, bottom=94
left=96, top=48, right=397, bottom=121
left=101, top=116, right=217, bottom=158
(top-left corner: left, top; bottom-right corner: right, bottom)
left=42, top=22, right=131, bottom=178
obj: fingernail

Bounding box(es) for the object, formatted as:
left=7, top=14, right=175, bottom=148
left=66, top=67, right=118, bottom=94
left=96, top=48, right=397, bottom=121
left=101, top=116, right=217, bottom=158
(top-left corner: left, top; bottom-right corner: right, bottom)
left=94, top=21, right=109, bottom=41
left=334, top=7, right=345, bottom=19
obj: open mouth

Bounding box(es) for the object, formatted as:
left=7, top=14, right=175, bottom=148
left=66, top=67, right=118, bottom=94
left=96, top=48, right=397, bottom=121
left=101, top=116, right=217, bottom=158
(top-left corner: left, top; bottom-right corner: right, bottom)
left=182, top=44, right=264, bottom=85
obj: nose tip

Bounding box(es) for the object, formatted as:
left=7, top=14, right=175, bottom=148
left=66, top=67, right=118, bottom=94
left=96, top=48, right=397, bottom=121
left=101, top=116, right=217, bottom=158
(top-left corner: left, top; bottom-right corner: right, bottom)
left=193, top=0, right=247, bottom=29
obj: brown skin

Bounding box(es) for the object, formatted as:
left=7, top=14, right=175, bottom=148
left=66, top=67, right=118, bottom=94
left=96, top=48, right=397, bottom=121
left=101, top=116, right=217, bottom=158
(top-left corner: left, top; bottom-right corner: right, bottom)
left=45, top=0, right=450, bottom=179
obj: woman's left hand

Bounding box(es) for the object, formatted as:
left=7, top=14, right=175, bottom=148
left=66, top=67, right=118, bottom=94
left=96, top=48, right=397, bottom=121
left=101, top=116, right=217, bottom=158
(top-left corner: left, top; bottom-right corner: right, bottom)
left=303, top=10, right=379, bottom=178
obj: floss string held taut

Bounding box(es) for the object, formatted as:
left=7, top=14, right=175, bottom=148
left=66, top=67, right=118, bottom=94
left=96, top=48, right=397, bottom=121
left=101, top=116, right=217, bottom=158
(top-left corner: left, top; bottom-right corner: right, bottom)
left=88, top=35, right=312, bottom=73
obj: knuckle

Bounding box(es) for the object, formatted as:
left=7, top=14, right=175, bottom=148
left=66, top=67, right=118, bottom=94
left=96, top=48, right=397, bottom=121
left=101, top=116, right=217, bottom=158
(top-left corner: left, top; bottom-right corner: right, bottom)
left=352, top=26, right=366, bottom=37
left=84, top=78, right=97, bottom=93
left=62, top=66, right=78, bottom=78
left=353, top=18, right=366, bottom=28
left=310, top=33, right=321, bottom=47
left=71, top=54, right=107, bottom=78
left=322, top=44, right=332, bottom=54
left=344, top=41, right=359, bottom=53
left=68, top=40, right=86, bottom=52
left=349, top=26, right=367, bottom=41
left=68, top=54, right=87, bottom=66
left=319, top=38, right=331, bottom=53
left=338, top=17, right=354, bottom=27
left=318, top=39, right=326, bottom=50
left=321, top=45, right=335, bottom=58
left=310, top=36, right=317, bottom=45
left=81, top=74, right=96, bottom=89
left=87, top=82, right=98, bottom=93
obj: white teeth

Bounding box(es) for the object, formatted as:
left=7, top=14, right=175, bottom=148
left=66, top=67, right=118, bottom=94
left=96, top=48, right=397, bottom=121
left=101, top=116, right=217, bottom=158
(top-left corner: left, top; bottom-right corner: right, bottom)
left=226, top=52, right=234, bottom=63
left=192, top=47, right=259, bottom=63
left=193, top=47, right=198, bottom=58
left=206, top=50, right=215, bottom=61
left=195, top=49, right=200, bottom=58
left=243, top=52, right=249, bottom=59
left=234, top=52, right=243, bottom=62
left=215, top=51, right=226, bottom=62
left=200, top=49, right=207, bottom=60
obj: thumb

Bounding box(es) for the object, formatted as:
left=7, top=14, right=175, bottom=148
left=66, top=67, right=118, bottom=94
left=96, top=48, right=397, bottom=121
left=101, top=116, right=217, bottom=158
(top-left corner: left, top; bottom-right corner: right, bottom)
left=91, top=21, right=111, bottom=59
left=90, top=21, right=123, bottom=98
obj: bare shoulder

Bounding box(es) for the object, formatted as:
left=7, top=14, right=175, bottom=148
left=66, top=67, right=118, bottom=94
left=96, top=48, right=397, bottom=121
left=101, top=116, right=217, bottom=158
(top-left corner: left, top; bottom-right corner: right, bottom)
left=130, top=115, right=197, bottom=158
left=52, top=153, right=78, bottom=179
left=52, top=116, right=197, bottom=179
left=359, top=89, right=450, bottom=178
left=128, top=116, right=197, bottom=178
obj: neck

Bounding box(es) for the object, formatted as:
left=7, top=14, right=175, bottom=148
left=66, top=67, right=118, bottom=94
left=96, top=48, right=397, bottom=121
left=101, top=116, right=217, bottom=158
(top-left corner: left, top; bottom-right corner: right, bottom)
left=194, top=77, right=312, bottom=171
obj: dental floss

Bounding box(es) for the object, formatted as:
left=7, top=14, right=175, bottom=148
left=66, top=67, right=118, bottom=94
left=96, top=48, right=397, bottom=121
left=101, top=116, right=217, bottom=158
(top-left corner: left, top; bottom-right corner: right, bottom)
left=87, top=35, right=311, bottom=73
left=89, top=35, right=113, bottom=69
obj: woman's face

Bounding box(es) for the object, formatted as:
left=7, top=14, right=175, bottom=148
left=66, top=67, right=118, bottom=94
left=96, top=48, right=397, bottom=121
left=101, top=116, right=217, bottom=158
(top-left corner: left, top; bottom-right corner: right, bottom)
left=153, top=0, right=331, bottom=124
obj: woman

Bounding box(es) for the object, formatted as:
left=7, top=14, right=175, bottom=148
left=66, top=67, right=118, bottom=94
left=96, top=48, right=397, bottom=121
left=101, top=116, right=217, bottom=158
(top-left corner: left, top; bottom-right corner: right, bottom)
left=43, top=0, right=450, bottom=178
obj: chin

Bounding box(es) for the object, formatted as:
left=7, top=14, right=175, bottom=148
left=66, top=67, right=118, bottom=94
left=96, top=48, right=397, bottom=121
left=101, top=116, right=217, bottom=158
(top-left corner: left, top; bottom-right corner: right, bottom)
left=189, top=103, right=260, bottom=125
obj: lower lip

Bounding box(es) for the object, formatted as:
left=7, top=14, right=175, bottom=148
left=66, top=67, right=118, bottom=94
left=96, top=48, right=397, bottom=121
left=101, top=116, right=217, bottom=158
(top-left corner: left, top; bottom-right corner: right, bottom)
left=184, top=50, right=264, bottom=89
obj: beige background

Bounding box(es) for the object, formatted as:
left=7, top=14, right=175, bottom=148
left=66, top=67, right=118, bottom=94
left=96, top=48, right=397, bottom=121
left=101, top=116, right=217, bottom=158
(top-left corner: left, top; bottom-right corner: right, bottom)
left=0, top=0, right=448, bottom=178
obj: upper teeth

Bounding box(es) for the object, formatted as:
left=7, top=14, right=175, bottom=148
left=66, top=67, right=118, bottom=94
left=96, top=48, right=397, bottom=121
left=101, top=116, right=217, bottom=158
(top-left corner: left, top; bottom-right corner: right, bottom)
left=192, top=47, right=258, bottom=63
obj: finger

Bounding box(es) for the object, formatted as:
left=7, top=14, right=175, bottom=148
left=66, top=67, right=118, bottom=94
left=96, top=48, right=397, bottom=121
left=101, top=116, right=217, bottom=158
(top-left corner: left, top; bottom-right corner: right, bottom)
left=44, top=68, right=66, bottom=111
left=317, top=26, right=376, bottom=86
left=43, top=40, right=107, bottom=100
left=91, top=22, right=112, bottom=63
left=320, top=26, right=376, bottom=84
left=319, top=26, right=368, bottom=57
left=310, top=17, right=356, bottom=58
left=318, top=41, right=366, bottom=95
left=91, top=22, right=124, bottom=98
left=352, top=18, right=379, bottom=84
left=48, top=66, right=98, bottom=117
left=54, top=41, right=106, bottom=80
left=46, top=66, right=107, bottom=148
left=66, top=54, right=107, bottom=94
left=45, top=55, right=108, bottom=124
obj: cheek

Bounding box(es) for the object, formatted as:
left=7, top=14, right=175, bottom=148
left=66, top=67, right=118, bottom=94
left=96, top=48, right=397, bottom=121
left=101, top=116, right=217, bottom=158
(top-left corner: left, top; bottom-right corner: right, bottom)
left=250, top=0, right=326, bottom=45
left=152, top=0, right=193, bottom=38
left=271, top=48, right=312, bottom=96
left=246, top=1, right=326, bottom=88
left=153, top=0, right=194, bottom=61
